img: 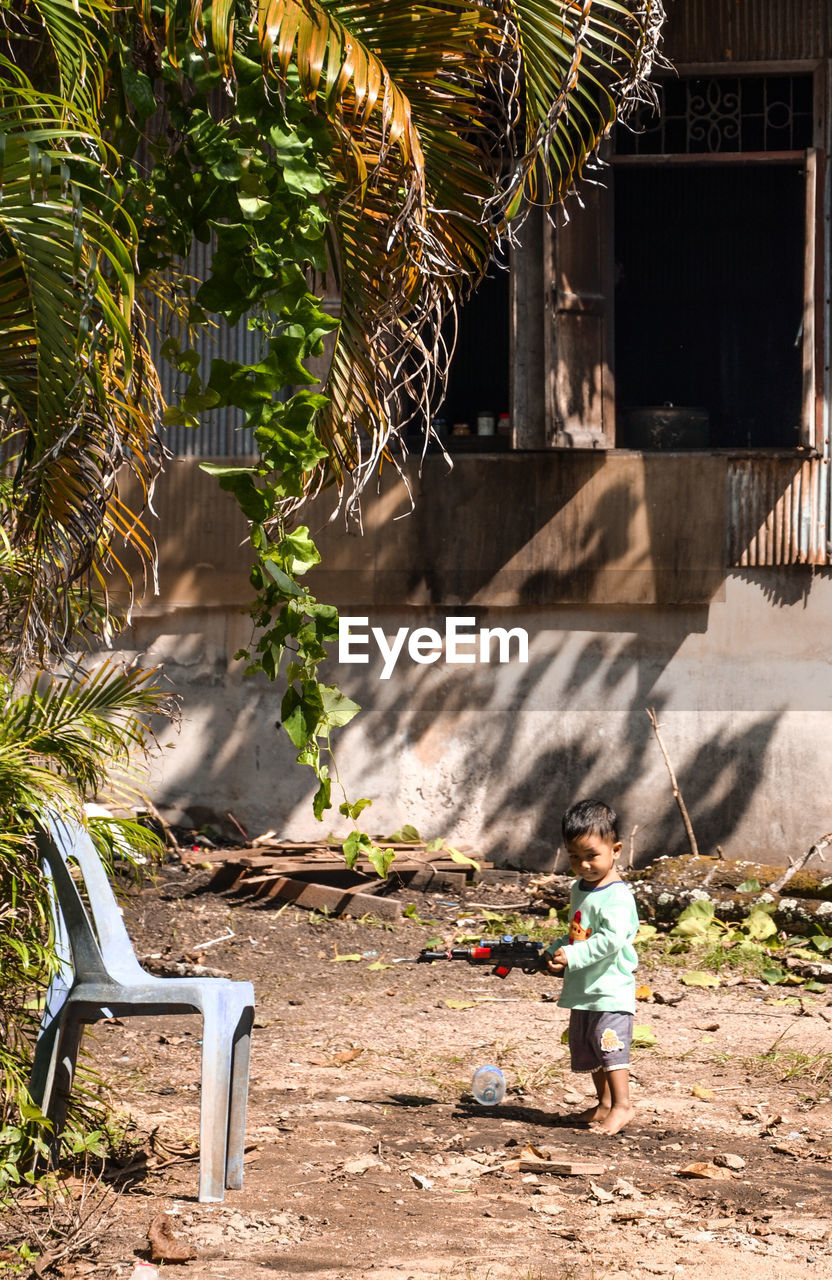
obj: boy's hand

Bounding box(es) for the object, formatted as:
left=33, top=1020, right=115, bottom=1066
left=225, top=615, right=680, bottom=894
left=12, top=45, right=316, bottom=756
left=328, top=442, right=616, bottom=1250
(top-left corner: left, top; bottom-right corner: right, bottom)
left=544, top=947, right=567, bottom=974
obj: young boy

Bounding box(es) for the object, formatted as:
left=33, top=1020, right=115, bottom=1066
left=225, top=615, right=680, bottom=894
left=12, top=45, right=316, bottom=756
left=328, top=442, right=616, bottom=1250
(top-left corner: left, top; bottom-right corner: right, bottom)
left=544, top=799, right=639, bottom=1135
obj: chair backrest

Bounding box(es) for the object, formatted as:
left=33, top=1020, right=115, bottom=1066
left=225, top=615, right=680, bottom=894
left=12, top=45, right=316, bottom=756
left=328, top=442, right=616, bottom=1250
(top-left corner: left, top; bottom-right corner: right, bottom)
left=36, top=814, right=147, bottom=985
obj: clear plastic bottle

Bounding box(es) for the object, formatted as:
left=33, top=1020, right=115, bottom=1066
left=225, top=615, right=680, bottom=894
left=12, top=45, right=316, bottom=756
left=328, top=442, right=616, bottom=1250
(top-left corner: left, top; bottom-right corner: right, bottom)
left=471, top=1065, right=506, bottom=1106
left=129, top=1265, right=159, bottom=1280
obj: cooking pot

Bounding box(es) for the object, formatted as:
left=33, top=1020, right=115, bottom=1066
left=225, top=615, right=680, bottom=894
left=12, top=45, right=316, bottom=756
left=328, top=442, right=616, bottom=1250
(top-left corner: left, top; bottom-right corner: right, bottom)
left=621, top=405, right=710, bottom=450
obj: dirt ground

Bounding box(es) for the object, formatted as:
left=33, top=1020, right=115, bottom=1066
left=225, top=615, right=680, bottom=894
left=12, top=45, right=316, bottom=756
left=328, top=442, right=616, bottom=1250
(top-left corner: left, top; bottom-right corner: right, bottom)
left=49, top=862, right=832, bottom=1280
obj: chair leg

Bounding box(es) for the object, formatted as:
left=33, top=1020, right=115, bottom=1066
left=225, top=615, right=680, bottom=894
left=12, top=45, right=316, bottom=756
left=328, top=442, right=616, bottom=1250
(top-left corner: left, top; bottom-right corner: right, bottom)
left=197, top=993, right=234, bottom=1203
left=29, top=1012, right=64, bottom=1120
left=29, top=973, right=73, bottom=1119
left=28, top=1013, right=64, bottom=1174
left=46, top=1016, right=84, bottom=1155
left=225, top=1004, right=254, bottom=1190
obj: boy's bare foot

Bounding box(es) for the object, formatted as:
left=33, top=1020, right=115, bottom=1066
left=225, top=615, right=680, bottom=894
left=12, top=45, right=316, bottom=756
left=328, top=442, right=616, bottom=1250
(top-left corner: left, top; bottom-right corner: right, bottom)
left=573, top=1103, right=610, bottom=1125
left=591, top=1103, right=635, bottom=1135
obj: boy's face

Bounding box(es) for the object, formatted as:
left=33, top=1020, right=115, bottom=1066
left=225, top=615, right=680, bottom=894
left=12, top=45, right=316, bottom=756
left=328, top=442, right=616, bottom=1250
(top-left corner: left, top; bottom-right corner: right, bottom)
left=565, top=832, right=622, bottom=887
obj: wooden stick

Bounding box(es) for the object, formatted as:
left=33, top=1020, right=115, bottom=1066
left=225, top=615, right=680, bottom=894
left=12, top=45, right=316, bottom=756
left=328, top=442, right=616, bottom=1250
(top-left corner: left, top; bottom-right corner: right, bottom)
left=627, top=824, right=639, bottom=870
left=646, top=707, right=699, bottom=859
left=769, top=833, right=832, bottom=895
left=226, top=810, right=249, bottom=842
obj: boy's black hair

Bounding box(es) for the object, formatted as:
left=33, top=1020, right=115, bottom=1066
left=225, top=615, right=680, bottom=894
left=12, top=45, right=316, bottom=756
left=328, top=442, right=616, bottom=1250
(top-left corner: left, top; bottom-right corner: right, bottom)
left=562, top=798, right=619, bottom=844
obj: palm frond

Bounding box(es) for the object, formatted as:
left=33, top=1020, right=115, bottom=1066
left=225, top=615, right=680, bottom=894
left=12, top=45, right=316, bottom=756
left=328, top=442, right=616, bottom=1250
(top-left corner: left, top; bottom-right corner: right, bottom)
left=504, top=0, right=667, bottom=206
left=264, top=1, right=664, bottom=508
left=0, top=82, right=164, bottom=667
left=27, top=0, right=111, bottom=117
left=0, top=661, right=169, bottom=799
left=0, top=738, right=78, bottom=818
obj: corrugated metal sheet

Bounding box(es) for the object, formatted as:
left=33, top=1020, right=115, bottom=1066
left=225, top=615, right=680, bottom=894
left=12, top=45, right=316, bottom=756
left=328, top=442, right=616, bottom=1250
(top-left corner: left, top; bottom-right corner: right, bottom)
left=726, top=456, right=830, bottom=565
left=138, top=113, right=269, bottom=459
left=665, top=0, right=832, bottom=64
left=151, top=239, right=264, bottom=460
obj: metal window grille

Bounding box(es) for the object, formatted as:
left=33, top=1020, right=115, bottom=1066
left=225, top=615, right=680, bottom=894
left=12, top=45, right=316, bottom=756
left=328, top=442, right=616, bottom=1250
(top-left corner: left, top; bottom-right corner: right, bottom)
left=151, top=238, right=265, bottom=460
left=615, top=75, right=814, bottom=156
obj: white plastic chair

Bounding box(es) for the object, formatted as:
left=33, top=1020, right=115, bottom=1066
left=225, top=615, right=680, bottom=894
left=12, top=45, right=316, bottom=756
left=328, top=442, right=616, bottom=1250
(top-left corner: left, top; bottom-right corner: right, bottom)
left=29, top=814, right=255, bottom=1202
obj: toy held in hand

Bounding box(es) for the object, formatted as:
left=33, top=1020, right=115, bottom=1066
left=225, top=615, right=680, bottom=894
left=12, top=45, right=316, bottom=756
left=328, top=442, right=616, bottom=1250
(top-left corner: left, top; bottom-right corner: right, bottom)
left=395, top=933, right=548, bottom=978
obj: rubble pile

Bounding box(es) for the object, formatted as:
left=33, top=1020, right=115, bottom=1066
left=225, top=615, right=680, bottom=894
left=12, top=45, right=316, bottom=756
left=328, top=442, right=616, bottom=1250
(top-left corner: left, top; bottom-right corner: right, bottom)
left=179, top=838, right=518, bottom=922
left=530, top=853, right=832, bottom=935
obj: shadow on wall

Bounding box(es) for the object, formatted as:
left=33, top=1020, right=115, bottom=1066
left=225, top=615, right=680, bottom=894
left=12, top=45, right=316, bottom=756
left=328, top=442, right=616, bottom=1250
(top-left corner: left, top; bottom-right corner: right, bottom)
left=327, top=626, right=782, bottom=870
left=138, top=649, right=328, bottom=840
left=477, top=637, right=782, bottom=865
left=306, top=448, right=729, bottom=611
left=303, top=447, right=779, bottom=868
left=140, top=617, right=781, bottom=867
left=734, top=566, right=815, bottom=609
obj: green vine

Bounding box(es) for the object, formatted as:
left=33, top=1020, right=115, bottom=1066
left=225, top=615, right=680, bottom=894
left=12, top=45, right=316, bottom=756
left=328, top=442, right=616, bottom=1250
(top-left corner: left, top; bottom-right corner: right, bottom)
left=117, top=29, right=392, bottom=873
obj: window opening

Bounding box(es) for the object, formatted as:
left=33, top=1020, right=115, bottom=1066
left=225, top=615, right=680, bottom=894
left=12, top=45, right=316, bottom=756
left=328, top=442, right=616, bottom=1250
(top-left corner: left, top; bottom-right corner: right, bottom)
left=614, top=163, right=805, bottom=449
left=611, top=72, right=815, bottom=451
left=432, top=251, right=511, bottom=452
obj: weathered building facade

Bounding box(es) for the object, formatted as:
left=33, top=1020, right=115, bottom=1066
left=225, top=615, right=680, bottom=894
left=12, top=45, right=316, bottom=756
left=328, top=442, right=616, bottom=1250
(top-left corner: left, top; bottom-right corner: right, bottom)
left=120, top=0, right=832, bottom=867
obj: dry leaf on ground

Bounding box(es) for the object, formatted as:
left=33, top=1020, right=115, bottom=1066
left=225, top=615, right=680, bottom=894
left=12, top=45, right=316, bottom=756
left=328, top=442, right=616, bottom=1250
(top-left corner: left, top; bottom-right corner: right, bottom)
left=148, top=1212, right=196, bottom=1262
left=331, top=1048, right=362, bottom=1065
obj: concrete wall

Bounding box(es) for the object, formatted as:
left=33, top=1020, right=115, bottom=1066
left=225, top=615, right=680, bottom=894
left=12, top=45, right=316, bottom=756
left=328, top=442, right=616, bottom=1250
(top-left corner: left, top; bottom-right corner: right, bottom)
left=110, top=455, right=832, bottom=868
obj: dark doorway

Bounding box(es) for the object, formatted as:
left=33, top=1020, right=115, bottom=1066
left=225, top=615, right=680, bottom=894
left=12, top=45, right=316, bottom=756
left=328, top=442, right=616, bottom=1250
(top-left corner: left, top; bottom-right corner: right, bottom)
left=614, top=162, right=805, bottom=448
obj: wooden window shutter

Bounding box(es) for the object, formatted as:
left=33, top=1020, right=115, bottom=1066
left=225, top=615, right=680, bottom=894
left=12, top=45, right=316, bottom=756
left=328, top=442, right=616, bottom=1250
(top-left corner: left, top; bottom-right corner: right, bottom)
left=546, top=174, right=615, bottom=448
left=801, top=146, right=823, bottom=451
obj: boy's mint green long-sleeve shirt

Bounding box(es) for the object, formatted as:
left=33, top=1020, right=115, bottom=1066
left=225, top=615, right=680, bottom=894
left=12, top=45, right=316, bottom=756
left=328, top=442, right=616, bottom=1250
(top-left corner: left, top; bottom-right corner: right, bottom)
left=548, top=879, right=639, bottom=1014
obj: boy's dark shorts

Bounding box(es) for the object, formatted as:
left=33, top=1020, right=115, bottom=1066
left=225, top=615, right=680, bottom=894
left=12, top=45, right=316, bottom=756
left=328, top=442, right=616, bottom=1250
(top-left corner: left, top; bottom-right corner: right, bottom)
left=568, top=1010, right=633, bottom=1073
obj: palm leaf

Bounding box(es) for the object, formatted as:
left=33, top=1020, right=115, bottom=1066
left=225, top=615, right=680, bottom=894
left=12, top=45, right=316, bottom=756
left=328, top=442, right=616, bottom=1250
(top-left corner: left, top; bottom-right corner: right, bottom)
left=27, top=0, right=111, bottom=117
left=285, top=2, right=663, bottom=502
left=0, top=83, right=163, bottom=665
left=507, top=0, right=666, bottom=204
left=255, top=0, right=425, bottom=176
left=1, top=661, right=168, bottom=793
left=0, top=94, right=139, bottom=421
